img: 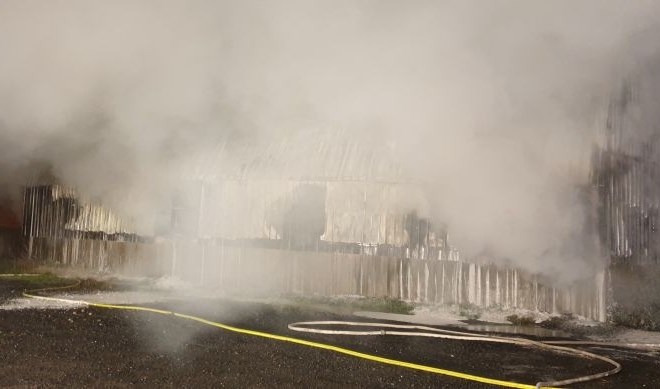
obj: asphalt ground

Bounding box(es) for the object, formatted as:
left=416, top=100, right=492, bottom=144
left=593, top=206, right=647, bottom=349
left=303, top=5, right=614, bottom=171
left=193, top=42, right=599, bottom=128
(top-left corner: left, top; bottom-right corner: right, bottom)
left=1, top=278, right=659, bottom=388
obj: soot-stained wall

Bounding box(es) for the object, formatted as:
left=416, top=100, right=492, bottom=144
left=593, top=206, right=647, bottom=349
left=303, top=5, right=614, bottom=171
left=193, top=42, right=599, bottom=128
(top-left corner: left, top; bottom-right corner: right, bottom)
left=591, top=78, right=660, bottom=329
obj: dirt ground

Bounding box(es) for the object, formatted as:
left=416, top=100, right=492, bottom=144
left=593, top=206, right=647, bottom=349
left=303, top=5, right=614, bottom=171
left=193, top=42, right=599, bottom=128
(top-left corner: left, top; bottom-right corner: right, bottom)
left=1, top=277, right=659, bottom=388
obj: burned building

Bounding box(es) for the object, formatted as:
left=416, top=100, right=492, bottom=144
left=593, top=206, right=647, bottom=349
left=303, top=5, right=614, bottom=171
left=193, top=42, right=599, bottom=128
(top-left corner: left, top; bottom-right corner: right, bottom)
left=22, top=129, right=606, bottom=320
left=172, top=130, right=452, bottom=258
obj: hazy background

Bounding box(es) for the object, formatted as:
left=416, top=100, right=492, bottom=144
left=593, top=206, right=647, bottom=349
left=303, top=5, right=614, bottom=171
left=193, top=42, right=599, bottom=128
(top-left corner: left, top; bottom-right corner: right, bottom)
left=1, top=0, right=660, bottom=282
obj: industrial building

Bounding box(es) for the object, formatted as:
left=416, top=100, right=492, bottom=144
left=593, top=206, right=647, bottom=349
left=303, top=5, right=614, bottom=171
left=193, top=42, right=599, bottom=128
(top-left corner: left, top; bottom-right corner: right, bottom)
left=15, top=128, right=608, bottom=322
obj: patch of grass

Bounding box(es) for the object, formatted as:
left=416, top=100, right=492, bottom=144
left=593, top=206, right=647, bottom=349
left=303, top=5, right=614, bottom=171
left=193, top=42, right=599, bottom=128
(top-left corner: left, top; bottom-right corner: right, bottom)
left=506, top=314, right=536, bottom=326
left=539, top=313, right=574, bottom=329
left=289, top=295, right=415, bottom=315
left=610, top=304, right=660, bottom=331
left=76, top=277, right=118, bottom=291
left=0, top=272, right=74, bottom=294
left=360, top=297, right=415, bottom=314
left=5, top=272, right=68, bottom=286
left=458, top=303, right=482, bottom=320
left=0, top=258, right=39, bottom=274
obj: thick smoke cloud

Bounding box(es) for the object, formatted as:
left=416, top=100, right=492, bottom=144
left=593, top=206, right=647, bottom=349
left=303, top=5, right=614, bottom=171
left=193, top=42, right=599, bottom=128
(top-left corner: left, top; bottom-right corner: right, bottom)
left=1, top=1, right=659, bottom=281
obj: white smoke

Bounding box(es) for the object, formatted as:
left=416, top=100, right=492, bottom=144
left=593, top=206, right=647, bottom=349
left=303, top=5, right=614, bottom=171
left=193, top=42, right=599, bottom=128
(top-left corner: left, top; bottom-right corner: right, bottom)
left=1, top=0, right=659, bottom=281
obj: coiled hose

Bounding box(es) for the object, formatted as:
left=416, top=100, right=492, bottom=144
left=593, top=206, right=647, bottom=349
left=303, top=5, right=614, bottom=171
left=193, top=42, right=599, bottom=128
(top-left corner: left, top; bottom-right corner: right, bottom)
left=288, top=321, right=623, bottom=388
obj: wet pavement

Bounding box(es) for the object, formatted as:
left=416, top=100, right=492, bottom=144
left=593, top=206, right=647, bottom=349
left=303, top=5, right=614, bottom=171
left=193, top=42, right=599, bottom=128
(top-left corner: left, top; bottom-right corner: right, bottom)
left=1, top=278, right=659, bottom=388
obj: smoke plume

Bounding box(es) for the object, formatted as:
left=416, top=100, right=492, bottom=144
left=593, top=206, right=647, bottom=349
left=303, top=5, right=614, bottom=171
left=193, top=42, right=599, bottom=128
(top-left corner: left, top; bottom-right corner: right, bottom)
left=1, top=1, right=660, bottom=281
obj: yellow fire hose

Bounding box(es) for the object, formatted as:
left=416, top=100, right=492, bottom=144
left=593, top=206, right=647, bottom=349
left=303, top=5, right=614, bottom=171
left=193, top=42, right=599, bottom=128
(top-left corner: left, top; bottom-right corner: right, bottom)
left=21, top=282, right=626, bottom=388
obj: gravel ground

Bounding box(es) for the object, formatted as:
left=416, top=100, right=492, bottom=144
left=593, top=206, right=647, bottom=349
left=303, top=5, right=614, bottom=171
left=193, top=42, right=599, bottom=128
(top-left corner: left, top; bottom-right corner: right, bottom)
left=1, top=278, right=659, bottom=388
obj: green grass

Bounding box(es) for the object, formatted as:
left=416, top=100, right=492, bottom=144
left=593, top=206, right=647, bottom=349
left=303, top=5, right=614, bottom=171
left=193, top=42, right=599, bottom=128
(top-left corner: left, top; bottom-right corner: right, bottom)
left=458, top=303, right=482, bottom=320
left=610, top=304, right=660, bottom=331
left=539, top=313, right=574, bottom=329
left=0, top=272, right=71, bottom=288
left=506, top=314, right=536, bottom=326
left=76, top=277, right=119, bottom=291
left=359, top=297, right=415, bottom=314
left=289, top=295, right=415, bottom=315
left=0, top=271, right=117, bottom=291
left=0, top=258, right=39, bottom=274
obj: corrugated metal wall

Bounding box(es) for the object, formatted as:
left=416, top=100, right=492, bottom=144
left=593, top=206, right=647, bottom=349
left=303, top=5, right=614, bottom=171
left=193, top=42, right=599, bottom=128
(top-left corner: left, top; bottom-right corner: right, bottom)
left=591, top=80, right=660, bottom=328
left=593, top=98, right=660, bottom=265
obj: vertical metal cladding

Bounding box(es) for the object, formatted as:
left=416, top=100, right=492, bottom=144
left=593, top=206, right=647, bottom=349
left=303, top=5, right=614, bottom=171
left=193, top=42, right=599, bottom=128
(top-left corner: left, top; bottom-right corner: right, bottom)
left=22, top=185, right=147, bottom=273
left=593, top=82, right=660, bottom=266
left=591, top=80, right=660, bottom=328
left=23, top=185, right=137, bottom=241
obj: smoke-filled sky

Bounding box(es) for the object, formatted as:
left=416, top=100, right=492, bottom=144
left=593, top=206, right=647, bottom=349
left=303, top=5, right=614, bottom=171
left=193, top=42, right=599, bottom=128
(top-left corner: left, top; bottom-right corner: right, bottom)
left=1, top=0, right=660, bottom=281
